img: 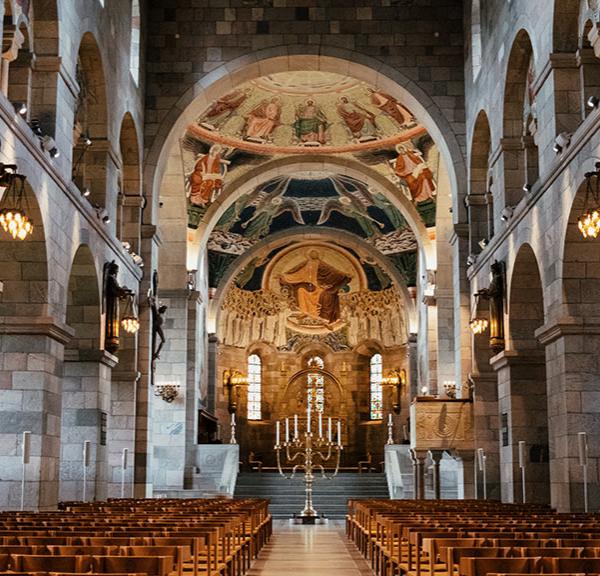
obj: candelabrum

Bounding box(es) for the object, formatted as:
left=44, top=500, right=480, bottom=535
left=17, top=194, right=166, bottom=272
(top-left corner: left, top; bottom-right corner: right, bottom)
left=274, top=411, right=343, bottom=523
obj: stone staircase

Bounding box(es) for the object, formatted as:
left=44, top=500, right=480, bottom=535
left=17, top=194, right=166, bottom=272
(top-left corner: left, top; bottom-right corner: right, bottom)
left=234, top=472, right=390, bottom=519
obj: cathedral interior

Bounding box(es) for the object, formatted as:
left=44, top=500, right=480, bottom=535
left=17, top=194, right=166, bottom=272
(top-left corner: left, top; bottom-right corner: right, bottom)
left=1, top=0, right=600, bottom=573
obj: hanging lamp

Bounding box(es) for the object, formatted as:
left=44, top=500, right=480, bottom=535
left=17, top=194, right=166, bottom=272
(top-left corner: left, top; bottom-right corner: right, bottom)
left=0, top=164, right=33, bottom=241
left=578, top=162, right=600, bottom=239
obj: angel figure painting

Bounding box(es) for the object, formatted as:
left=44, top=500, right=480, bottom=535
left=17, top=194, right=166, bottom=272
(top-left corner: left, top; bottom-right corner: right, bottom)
left=279, top=250, right=351, bottom=325
left=244, top=97, right=282, bottom=141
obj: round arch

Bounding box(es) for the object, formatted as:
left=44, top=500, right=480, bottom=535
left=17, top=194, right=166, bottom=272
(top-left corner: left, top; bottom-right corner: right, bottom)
left=208, top=227, right=418, bottom=336
left=145, top=49, right=467, bottom=223
left=189, top=154, right=435, bottom=272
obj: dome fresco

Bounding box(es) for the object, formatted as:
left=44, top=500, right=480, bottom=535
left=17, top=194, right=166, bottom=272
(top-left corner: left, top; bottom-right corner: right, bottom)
left=180, top=71, right=439, bottom=231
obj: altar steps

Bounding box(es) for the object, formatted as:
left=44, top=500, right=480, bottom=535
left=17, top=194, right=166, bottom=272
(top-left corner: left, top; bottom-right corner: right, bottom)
left=234, top=472, right=390, bottom=519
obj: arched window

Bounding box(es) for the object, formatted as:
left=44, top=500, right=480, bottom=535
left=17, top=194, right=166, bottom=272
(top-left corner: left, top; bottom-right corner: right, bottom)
left=307, top=356, right=325, bottom=413
left=129, top=0, right=140, bottom=84
left=370, top=354, right=383, bottom=420
left=247, top=354, right=261, bottom=420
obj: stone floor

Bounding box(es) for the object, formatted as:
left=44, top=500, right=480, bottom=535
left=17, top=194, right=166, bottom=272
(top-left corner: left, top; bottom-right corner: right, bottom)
left=247, top=520, right=374, bottom=575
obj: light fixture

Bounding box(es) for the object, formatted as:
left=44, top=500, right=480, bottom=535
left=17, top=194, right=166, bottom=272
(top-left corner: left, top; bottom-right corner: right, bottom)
left=0, top=164, right=33, bottom=241
left=82, top=135, right=92, bottom=147
left=381, top=368, right=406, bottom=414
left=587, top=96, right=600, bottom=109
left=102, top=215, right=111, bottom=224
left=154, top=382, right=180, bottom=403
left=469, top=318, right=489, bottom=334
left=223, top=369, right=248, bottom=414
left=469, top=290, right=489, bottom=335
left=121, top=241, right=131, bottom=251
left=29, top=118, right=43, bottom=136
left=522, top=183, right=532, bottom=193
left=420, top=385, right=430, bottom=396
left=443, top=381, right=457, bottom=399
left=478, top=238, right=489, bottom=249
left=553, top=132, right=571, bottom=154
left=578, top=162, right=600, bottom=239
left=467, top=254, right=477, bottom=267
left=15, top=102, right=27, bottom=116
left=82, top=187, right=91, bottom=198
left=120, top=291, right=140, bottom=334
left=500, top=206, right=514, bottom=222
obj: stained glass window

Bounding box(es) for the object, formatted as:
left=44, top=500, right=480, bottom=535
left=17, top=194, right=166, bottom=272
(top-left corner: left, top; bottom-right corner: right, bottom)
left=247, top=354, right=261, bottom=420
left=307, top=356, right=325, bottom=413
left=370, top=353, right=383, bottom=420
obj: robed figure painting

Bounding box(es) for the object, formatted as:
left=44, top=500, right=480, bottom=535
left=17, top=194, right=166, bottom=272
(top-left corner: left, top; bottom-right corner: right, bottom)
left=279, top=250, right=351, bottom=324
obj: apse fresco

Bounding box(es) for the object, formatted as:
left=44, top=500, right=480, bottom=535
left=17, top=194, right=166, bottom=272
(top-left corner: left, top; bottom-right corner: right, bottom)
left=218, top=242, right=406, bottom=351
left=206, top=174, right=419, bottom=291
left=181, top=71, right=439, bottom=229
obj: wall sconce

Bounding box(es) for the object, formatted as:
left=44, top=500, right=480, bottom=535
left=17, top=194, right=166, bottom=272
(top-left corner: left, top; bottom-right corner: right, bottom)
left=578, top=162, right=600, bottom=239
left=223, top=369, right=248, bottom=414
left=120, top=291, right=140, bottom=334
left=469, top=290, right=489, bottom=334
left=587, top=96, right=600, bottom=110
left=443, top=380, right=458, bottom=399
left=381, top=368, right=406, bottom=414
left=0, top=164, right=33, bottom=240
left=154, top=382, right=180, bottom=403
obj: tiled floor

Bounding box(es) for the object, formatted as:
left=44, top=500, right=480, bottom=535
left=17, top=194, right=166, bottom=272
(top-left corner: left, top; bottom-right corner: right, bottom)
left=247, top=520, right=374, bottom=575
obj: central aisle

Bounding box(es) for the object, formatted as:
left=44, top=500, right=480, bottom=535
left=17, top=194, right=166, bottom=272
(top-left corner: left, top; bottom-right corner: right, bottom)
left=247, top=520, right=374, bottom=576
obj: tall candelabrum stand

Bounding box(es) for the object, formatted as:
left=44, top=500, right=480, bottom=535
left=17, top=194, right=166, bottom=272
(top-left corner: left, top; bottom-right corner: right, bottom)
left=274, top=411, right=343, bottom=524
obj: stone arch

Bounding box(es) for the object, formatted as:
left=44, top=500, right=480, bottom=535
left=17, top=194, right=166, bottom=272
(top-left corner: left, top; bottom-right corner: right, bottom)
left=0, top=180, right=48, bottom=317
left=469, top=110, right=493, bottom=255
left=117, top=112, right=142, bottom=252
left=145, top=49, right=467, bottom=225
left=209, top=227, right=417, bottom=338
left=503, top=29, right=539, bottom=207
left=191, top=155, right=435, bottom=273
left=60, top=244, right=109, bottom=503
left=561, top=160, right=600, bottom=321
left=72, top=31, right=109, bottom=209
left=501, top=243, right=549, bottom=505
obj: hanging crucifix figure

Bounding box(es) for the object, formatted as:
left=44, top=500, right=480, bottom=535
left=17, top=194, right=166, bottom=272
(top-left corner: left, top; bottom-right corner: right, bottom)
left=148, top=270, right=168, bottom=377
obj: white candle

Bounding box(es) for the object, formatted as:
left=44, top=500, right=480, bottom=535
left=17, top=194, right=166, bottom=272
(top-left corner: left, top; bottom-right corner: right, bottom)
left=328, top=417, right=332, bottom=442
left=337, top=420, right=342, bottom=446
left=388, top=413, right=393, bottom=425
left=307, top=406, right=311, bottom=433
left=285, top=418, right=289, bottom=443
left=318, top=413, right=323, bottom=438
left=294, top=414, right=298, bottom=439
left=276, top=420, right=280, bottom=446
left=231, top=412, right=235, bottom=425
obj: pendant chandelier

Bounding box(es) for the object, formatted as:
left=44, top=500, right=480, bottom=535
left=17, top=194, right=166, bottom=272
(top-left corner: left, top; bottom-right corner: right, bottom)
left=121, top=291, right=140, bottom=334
left=0, top=164, right=33, bottom=241
left=578, top=162, right=600, bottom=239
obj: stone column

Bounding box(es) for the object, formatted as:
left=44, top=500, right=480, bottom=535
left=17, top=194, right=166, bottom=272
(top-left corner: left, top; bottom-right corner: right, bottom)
left=151, top=289, right=188, bottom=491
left=471, top=372, right=501, bottom=500
left=407, top=332, right=418, bottom=399
left=184, top=290, right=202, bottom=489
left=410, top=449, right=428, bottom=499
left=60, top=349, right=116, bottom=502
left=133, top=224, right=159, bottom=498
left=455, top=449, right=476, bottom=499
left=538, top=319, right=600, bottom=512
left=0, top=319, right=72, bottom=510
left=430, top=450, right=444, bottom=499
left=207, top=333, right=218, bottom=415
left=491, top=349, right=549, bottom=504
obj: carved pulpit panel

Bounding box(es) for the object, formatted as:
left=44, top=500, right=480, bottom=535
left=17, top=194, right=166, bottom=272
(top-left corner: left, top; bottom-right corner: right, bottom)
left=410, top=398, right=474, bottom=451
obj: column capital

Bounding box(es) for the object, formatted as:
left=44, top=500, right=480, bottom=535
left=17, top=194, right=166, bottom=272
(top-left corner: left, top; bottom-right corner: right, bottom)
left=535, top=316, right=600, bottom=345
left=0, top=316, right=74, bottom=344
